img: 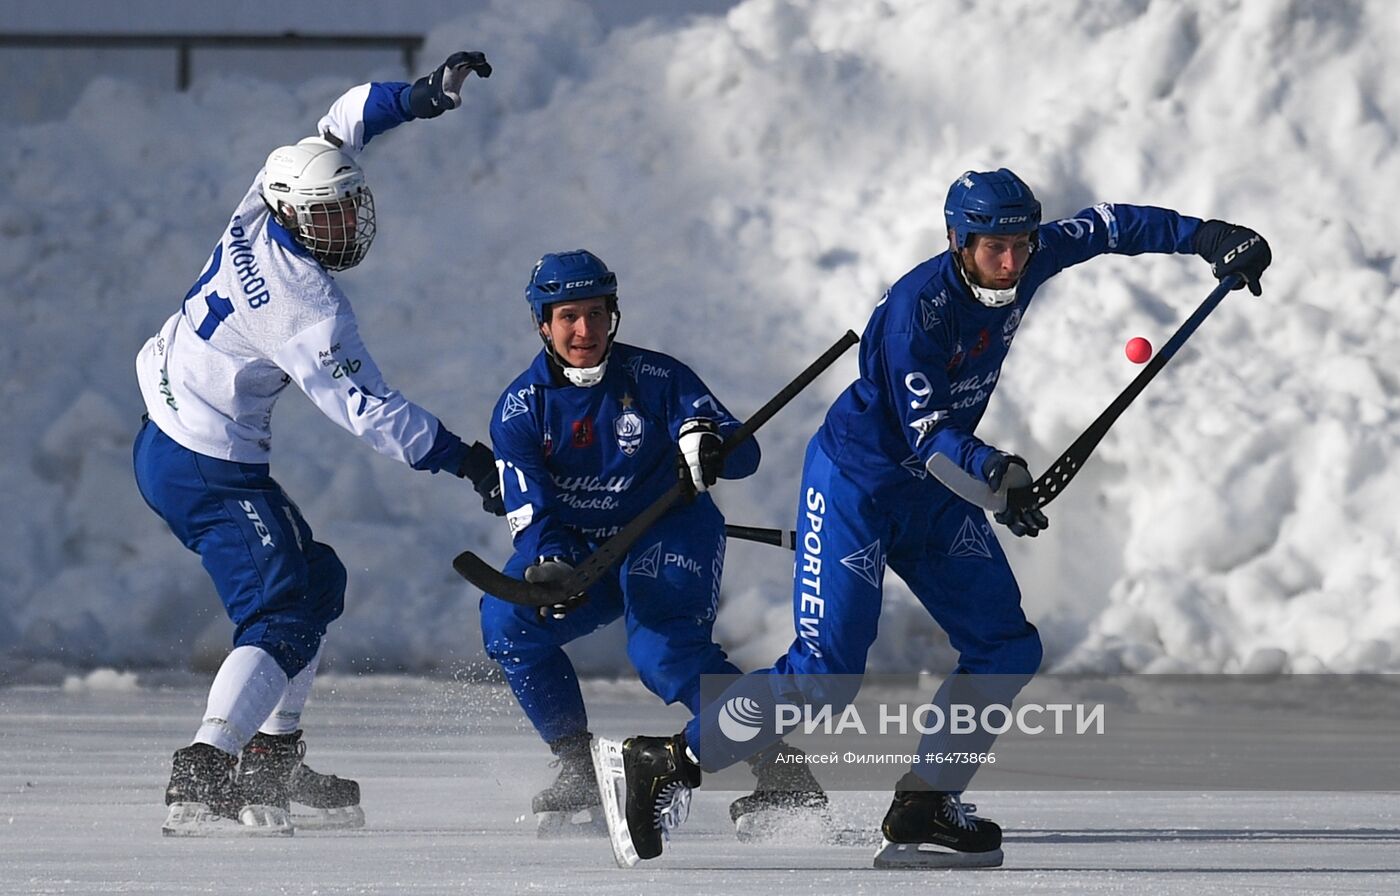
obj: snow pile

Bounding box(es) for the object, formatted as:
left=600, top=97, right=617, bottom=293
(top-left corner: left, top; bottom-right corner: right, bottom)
left=61, top=668, right=141, bottom=693
left=2, top=0, right=1397, bottom=680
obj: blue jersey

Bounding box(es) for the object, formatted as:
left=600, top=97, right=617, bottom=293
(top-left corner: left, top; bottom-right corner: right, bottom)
left=817, top=203, right=1202, bottom=496
left=490, top=343, right=760, bottom=563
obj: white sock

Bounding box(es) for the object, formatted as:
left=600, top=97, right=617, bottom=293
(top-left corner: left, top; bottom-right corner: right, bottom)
left=194, top=645, right=289, bottom=755
left=259, top=641, right=323, bottom=735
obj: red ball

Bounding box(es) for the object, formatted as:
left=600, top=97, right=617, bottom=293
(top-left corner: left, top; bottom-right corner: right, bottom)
left=1125, top=337, right=1152, bottom=364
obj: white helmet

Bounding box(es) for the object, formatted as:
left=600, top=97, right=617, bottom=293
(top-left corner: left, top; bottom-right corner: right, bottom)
left=261, top=136, right=376, bottom=271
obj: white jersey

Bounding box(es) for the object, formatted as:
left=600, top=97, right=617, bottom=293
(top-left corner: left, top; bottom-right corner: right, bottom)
left=136, top=85, right=444, bottom=467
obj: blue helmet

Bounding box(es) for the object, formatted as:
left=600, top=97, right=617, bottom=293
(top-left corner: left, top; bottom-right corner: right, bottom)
left=944, top=168, right=1042, bottom=249
left=525, top=250, right=618, bottom=322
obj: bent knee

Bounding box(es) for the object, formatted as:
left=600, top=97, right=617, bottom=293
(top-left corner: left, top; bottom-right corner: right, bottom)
left=235, top=620, right=322, bottom=678
left=970, top=625, right=1043, bottom=679
left=1004, top=626, right=1044, bottom=677
left=630, top=643, right=727, bottom=706
left=792, top=674, right=863, bottom=711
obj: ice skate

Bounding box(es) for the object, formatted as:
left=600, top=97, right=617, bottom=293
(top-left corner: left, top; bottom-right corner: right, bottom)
left=240, top=730, right=364, bottom=830
left=872, top=772, right=1002, bottom=868
left=728, top=741, right=830, bottom=843
left=592, top=734, right=701, bottom=867
left=162, top=742, right=292, bottom=837
left=532, top=732, right=605, bottom=838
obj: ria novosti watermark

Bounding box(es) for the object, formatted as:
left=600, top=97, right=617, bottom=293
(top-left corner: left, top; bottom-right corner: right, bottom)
left=729, top=698, right=1105, bottom=738
left=674, top=673, right=1400, bottom=791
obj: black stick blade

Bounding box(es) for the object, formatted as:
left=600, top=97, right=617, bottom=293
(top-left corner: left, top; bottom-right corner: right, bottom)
left=451, top=550, right=567, bottom=607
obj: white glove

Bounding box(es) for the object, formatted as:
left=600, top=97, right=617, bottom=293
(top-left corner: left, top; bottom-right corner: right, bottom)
left=678, top=418, right=723, bottom=493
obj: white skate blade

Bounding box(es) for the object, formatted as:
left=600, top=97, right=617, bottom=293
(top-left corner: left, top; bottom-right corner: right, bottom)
left=290, top=805, right=365, bottom=830
left=161, top=802, right=294, bottom=838
left=535, top=807, right=607, bottom=839
left=873, top=838, right=1003, bottom=869
left=591, top=737, right=640, bottom=868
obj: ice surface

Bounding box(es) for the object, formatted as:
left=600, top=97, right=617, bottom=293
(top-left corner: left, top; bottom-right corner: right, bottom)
left=3, top=678, right=1399, bottom=894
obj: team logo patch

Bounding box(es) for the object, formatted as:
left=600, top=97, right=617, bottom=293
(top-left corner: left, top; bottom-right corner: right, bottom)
left=501, top=391, right=529, bottom=422
left=946, top=341, right=965, bottom=374
left=1002, top=308, right=1023, bottom=347
left=840, top=540, right=886, bottom=589
left=628, top=541, right=663, bottom=578
left=949, top=516, right=993, bottom=559
left=970, top=328, right=991, bottom=358
left=919, top=297, right=942, bottom=331
left=1093, top=202, right=1120, bottom=248
left=901, top=453, right=928, bottom=480
left=615, top=408, right=644, bottom=456
left=571, top=418, right=595, bottom=448
left=908, top=410, right=947, bottom=447
left=506, top=504, right=534, bottom=537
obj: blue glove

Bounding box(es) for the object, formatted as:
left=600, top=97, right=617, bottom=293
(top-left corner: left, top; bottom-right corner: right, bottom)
left=1193, top=219, right=1272, bottom=296
left=407, top=51, right=492, bottom=119
left=458, top=440, right=505, bottom=516
left=982, top=451, right=1048, bottom=538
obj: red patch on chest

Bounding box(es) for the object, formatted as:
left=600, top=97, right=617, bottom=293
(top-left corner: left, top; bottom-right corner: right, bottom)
left=571, top=418, right=595, bottom=448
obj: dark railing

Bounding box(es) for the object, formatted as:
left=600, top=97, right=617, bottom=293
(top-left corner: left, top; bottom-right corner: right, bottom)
left=0, top=32, right=424, bottom=90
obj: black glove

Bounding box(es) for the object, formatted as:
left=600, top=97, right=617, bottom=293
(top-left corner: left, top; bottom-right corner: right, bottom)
left=1193, top=219, right=1272, bottom=296
left=525, top=556, right=587, bottom=621
left=677, top=418, right=724, bottom=494
left=982, top=451, right=1048, bottom=538
left=407, top=51, right=492, bottom=119
left=458, top=440, right=505, bottom=516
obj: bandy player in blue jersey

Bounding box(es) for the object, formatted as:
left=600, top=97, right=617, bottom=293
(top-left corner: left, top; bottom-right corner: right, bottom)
left=133, top=54, right=502, bottom=836
left=483, top=250, right=825, bottom=836
left=595, top=169, right=1272, bottom=868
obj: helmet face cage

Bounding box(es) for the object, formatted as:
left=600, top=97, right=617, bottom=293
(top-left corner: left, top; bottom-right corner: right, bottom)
left=263, top=137, right=377, bottom=271
left=944, top=168, right=1042, bottom=250
left=293, top=188, right=376, bottom=272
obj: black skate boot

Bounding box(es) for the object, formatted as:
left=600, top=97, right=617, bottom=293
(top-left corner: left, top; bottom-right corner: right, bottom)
left=165, top=743, right=241, bottom=817
left=591, top=733, right=701, bottom=866
left=874, top=771, right=1003, bottom=868
left=532, top=732, right=603, bottom=837
left=728, top=741, right=830, bottom=842
left=240, top=730, right=363, bottom=830
left=162, top=742, right=291, bottom=837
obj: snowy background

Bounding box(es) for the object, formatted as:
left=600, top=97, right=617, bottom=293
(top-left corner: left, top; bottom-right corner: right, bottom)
left=2, top=0, right=1398, bottom=685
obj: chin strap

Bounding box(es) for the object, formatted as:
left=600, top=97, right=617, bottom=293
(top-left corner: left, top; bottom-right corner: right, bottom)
left=968, top=281, right=1019, bottom=308
left=953, top=254, right=1019, bottom=307
left=952, top=245, right=1031, bottom=308
left=560, top=362, right=608, bottom=387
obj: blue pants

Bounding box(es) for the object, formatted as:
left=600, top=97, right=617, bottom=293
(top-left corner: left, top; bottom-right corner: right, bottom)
left=481, top=497, right=741, bottom=745
left=688, top=437, right=1042, bottom=789
left=132, top=420, right=345, bottom=678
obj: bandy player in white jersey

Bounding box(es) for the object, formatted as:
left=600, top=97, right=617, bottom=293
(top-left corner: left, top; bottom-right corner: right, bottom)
left=133, top=52, right=500, bottom=837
